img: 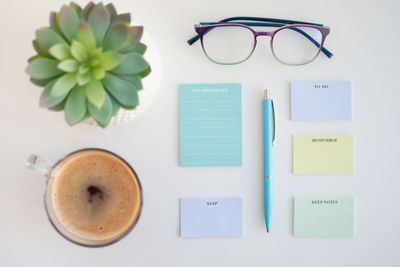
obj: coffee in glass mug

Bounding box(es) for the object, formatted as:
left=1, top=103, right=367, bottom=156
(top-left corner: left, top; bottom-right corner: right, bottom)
left=27, top=148, right=142, bottom=247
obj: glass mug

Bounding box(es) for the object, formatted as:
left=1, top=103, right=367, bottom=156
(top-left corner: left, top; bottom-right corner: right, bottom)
left=26, top=148, right=143, bottom=247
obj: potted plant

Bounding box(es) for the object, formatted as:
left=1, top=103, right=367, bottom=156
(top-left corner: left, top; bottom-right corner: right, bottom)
left=26, top=2, right=151, bottom=127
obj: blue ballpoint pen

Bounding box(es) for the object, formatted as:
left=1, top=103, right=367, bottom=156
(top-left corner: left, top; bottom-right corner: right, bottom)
left=262, top=89, right=275, bottom=232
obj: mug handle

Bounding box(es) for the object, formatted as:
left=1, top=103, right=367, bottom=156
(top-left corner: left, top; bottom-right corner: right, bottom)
left=26, top=154, right=53, bottom=178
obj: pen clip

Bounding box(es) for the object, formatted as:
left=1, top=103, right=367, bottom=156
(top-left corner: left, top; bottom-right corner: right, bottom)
left=271, top=100, right=276, bottom=144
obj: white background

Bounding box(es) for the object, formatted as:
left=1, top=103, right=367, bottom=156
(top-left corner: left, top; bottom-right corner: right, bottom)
left=1, top=0, right=399, bottom=266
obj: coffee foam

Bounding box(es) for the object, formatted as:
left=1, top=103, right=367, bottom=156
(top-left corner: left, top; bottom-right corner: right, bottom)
left=49, top=150, right=141, bottom=242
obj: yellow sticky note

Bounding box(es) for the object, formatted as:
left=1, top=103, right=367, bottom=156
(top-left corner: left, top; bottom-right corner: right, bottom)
left=293, top=134, right=354, bottom=174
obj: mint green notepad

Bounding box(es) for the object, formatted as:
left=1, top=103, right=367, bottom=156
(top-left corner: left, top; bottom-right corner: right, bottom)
left=294, top=196, right=354, bottom=236
left=179, top=84, right=242, bottom=166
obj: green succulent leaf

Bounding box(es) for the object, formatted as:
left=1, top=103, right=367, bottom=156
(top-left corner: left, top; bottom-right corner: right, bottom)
left=86, top=79, right=105, bottom=108
left=51, top=72, right=77, bottom=97
left=81, top=2, right=95, bottom=20
left=69, top=2, right=82, bottom=16
left=36, top=28, right=67, bottom=57
left=70, top=40, right=88, bottom=62
left=105, top=3, right=117, bottom=17
left=65, top=86, right=87, bottom=125
left=40, top=80, right=69, bottom=108
left=57, top=5, right=80, bottom=42
left=89, top=58, right=99, bottom=67
left=88, top=4, right=110, bottom=45
left=57, top=59, right=79, bottom=72
left=104, top=3, right=131, bottom=27
left=111, top=53, right=149, bottom=75
left=102, top=24, right=128, bottom=51
left=26, top=57, right=63, bottom=79
left=120, top=26, right=143, bottom=51
left=129, top=26, right=143, bottom=42
left=119, top=74, right=143, bottom=90
left=49, top=43, right=71, bottom=60
left=102, top=72, right=138, bottom=109
left=110, top=14, right=131, bottom=27
left=92, top=67, right=105, bottom=80
left=48, top=99, right=66, bottom=111
left=78, top=64, right=89, bottom=74
left=88, top=91, right=112, bottom=127
left=120, top=42, right=147, bottom=55
left=108, top=94, right=120, bottom=116
left=99, top=51, right=124, bottom=71
left=28, top=55, right=41, bottom=63
left=77, top=71, right=91, bottom=86
left=118, top=14, right=131, bottom=24
left=31, top=77, right=55, bottom=87
left=33, top=40, right=49, bottom=57
left=76, top=21, right=96, bottom=50
left=49, top=12, right=62, bottom=36
left=140, top=66, right=151, bottom=78
left=79, top=111, right=91, bottom=122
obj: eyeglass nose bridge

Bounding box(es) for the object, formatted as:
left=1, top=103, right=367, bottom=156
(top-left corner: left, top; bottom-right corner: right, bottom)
left=254, top=31, right=274, bottom=38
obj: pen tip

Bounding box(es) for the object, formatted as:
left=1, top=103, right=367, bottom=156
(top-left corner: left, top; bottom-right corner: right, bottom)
left=264, top=89, right=269, bottom=99
left=267, top=229, right=270, bottom=233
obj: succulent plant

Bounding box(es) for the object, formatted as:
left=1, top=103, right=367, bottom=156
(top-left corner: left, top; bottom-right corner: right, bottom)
left=26, top=2, right=150, bottom=127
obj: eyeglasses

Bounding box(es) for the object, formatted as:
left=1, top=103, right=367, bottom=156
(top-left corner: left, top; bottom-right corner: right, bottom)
left=188, top=17, right=332, bottom=66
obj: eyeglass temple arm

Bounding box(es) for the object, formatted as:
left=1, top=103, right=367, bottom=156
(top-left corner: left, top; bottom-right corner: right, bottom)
left=187, top=16, right=323, bottom=44
left=219, top=16, right=324, bottom=26
left=288, top=26, right=333, bottom=58
left=187, top=17, right=333, bottom=58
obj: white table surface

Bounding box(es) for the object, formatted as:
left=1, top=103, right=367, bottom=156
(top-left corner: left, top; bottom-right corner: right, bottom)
left=1, top=0, right=400, bottom=266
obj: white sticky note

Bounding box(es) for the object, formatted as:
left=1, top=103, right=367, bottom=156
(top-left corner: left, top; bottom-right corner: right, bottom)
left=291, top=81, right=352, bottom=120
left=180, top=197, right=243, bottom=238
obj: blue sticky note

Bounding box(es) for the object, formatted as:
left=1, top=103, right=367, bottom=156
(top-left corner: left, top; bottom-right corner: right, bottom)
left=180, top=197, right=243, bottom=238
left=291, top=81, right=352, bottom=121
left=179, top=84, right=242, bottom=166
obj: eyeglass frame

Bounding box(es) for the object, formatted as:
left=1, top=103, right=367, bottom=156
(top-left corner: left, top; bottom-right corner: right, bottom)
left=188, top=17, right=332, bottom=66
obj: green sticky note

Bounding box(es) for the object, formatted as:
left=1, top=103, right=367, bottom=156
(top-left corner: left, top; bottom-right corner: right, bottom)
left=293, top=134, right=354, bottom=174
left=179, top=84, right=242, bottom=166
left=294, top=196, right=354, bottom=236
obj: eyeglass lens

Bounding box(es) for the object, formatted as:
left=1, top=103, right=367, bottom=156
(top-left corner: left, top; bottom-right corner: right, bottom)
left=202, top=26, right=255, bottom=65
left=272, top=26, right=322, bottom=65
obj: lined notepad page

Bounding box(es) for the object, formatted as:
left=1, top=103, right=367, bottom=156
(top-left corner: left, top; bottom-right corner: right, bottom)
left=179, top=84, right=242, bottom=166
